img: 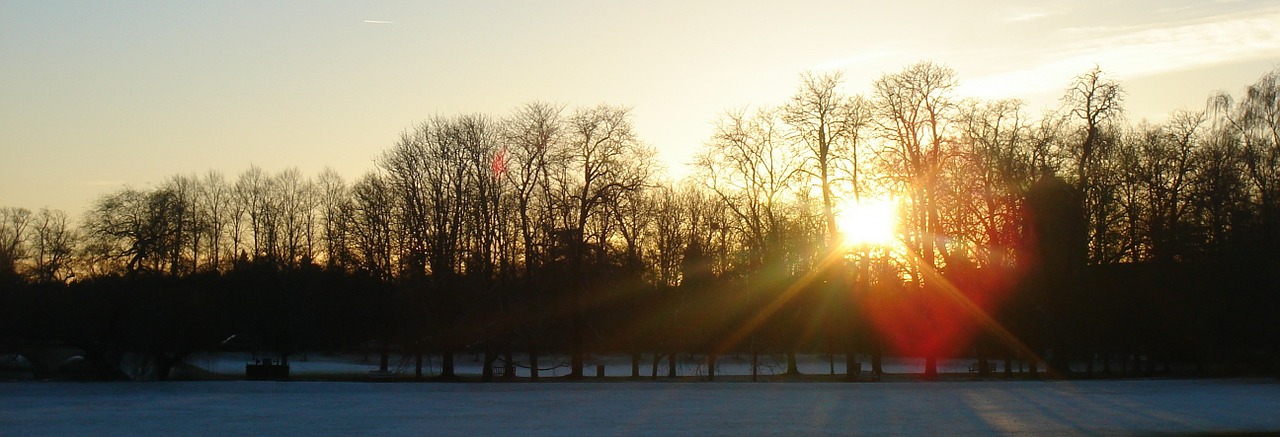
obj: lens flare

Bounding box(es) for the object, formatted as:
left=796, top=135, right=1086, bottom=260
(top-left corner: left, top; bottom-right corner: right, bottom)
left=835, top=198, right=898, bottom=248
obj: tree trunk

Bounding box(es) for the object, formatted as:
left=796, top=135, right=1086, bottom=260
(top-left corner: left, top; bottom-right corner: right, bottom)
left=481, top=350, right=496, bottom=382
left=504, top=350, right=515, bottom=380
left=441, top=350, right=455, bottom=379
left=845, top=351, right=859, bottom=382
left=786, top=351, right=800, bottom=375
left=570, top=349, right=584, bottom=379
left=1052, top=352, right=1071, bottom=378
left=569, top=293, right=585, bottom=378
left=872, top=339, right=884, bottom=376
left=828, top=348, right=835, bottom=375
left=751, top=341, right=759, bottom=382
left=707, top=353, right=716, bottom=381
left=379, top=345, right=390, bottom=372
left=156, top=353, right=178, bottom=381
left=974, top=341, right=990, bottom=376
left=529, top=350, right=539, bottom=381
left=25, top=351, right=53, bottom=381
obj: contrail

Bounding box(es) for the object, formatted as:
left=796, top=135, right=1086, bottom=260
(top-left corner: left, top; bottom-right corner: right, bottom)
left=363, top=20, right=393, bottom=24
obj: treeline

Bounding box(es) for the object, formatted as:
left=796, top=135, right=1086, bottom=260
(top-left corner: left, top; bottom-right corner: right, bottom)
left=2, top=62, right=1278, bottom=380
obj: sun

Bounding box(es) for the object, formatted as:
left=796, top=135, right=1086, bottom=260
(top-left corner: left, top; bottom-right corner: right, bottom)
left=834, top=197, right=899, bottom=248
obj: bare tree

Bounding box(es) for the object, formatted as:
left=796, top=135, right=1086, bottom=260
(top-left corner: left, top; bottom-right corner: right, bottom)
left=648, top=184, right=689, bottom=289
left=0, top=207, right=33, bottom=281
left=696, top=106, right=806, bottom=375
left=558, top=104, right=655, bottom=377
left=643, top=182, right=709, bottom=378
left=348, top=172, right=398, bottom=281
left=1062, top=66, right=1126, bottom=265
left=872, top=60, right=958, bottom=378
left=316, top=168, right=350, bottom=270
left=454, top=114, right=504, bottom=282
left=28, top=208, right=76, bottom=283
left=197, top=171, right=232, bottom=272
left=234, top=166, right=279, bottom=262
left=1125, top=111, right=1205, bottom=262
left=939, top=98, right=1044, bottom=374
left=275, top=168, right=315, bottom=267
left=874, top=61, right=958, bottom=267
left=501, top=101, right=565, bottom=380
left=159, top=174, right=200, bottom=276
left=951, top=98, right=1037, bottom=267
left=380, top=124, right=434, bottom=277
left=784, top=71, right=873, bottom=248
left=1211, top=69, right=1280, bottom=210
left=448, top=114, right=510, bottom=381
left=698, top=107, right=800, bottom=271
left=1199, top=96, right=1252, bottom=257
left=82, top=188, right=185, bottom=275
left=783, top=72, right=878, bottom=377
left=381, top=114, right=513, bottom=378
left=1065, top=66, right=1124, bottom=192
left=503, top=102, right=563, bottom=275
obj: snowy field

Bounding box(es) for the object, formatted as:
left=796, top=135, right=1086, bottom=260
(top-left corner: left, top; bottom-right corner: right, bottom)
left=3, top=379, right=1279, bottom=435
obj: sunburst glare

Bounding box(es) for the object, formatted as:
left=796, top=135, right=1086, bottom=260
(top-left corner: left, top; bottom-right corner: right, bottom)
left=835, top=197, right=898, bottom=248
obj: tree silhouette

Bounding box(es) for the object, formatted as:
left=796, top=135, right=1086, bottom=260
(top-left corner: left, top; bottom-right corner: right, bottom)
left=9, top=65, right=1280, bottom=381
left=872, top=61, right=958, bottom=378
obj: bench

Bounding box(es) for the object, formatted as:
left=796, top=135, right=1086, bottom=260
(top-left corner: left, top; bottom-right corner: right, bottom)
left=246, top=359, right=289, bottom=380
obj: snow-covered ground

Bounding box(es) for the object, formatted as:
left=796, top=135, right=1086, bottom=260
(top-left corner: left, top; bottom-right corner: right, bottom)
left=2, top=379, right=1278, bottom=435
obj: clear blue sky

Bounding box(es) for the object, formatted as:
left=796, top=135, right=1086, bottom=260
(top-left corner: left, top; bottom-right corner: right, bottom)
left=3, top=0, right=1278, bottom=217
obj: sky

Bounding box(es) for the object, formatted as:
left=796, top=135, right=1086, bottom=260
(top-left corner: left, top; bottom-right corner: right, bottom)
left=3, top=0, right=1279, bottom=219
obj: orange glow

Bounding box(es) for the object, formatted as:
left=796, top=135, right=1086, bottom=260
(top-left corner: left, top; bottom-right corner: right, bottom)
left=860, top=249, right=1041, bottom=369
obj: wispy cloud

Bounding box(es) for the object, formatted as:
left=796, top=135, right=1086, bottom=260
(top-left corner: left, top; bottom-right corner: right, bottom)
left=963, top=7, right=1280, bottom=99
left=363, top=20, right=393, bottom=25
left=1006, top=12, right=1048, bottom=22
left=1157, top=5, right=1193, bottom=13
